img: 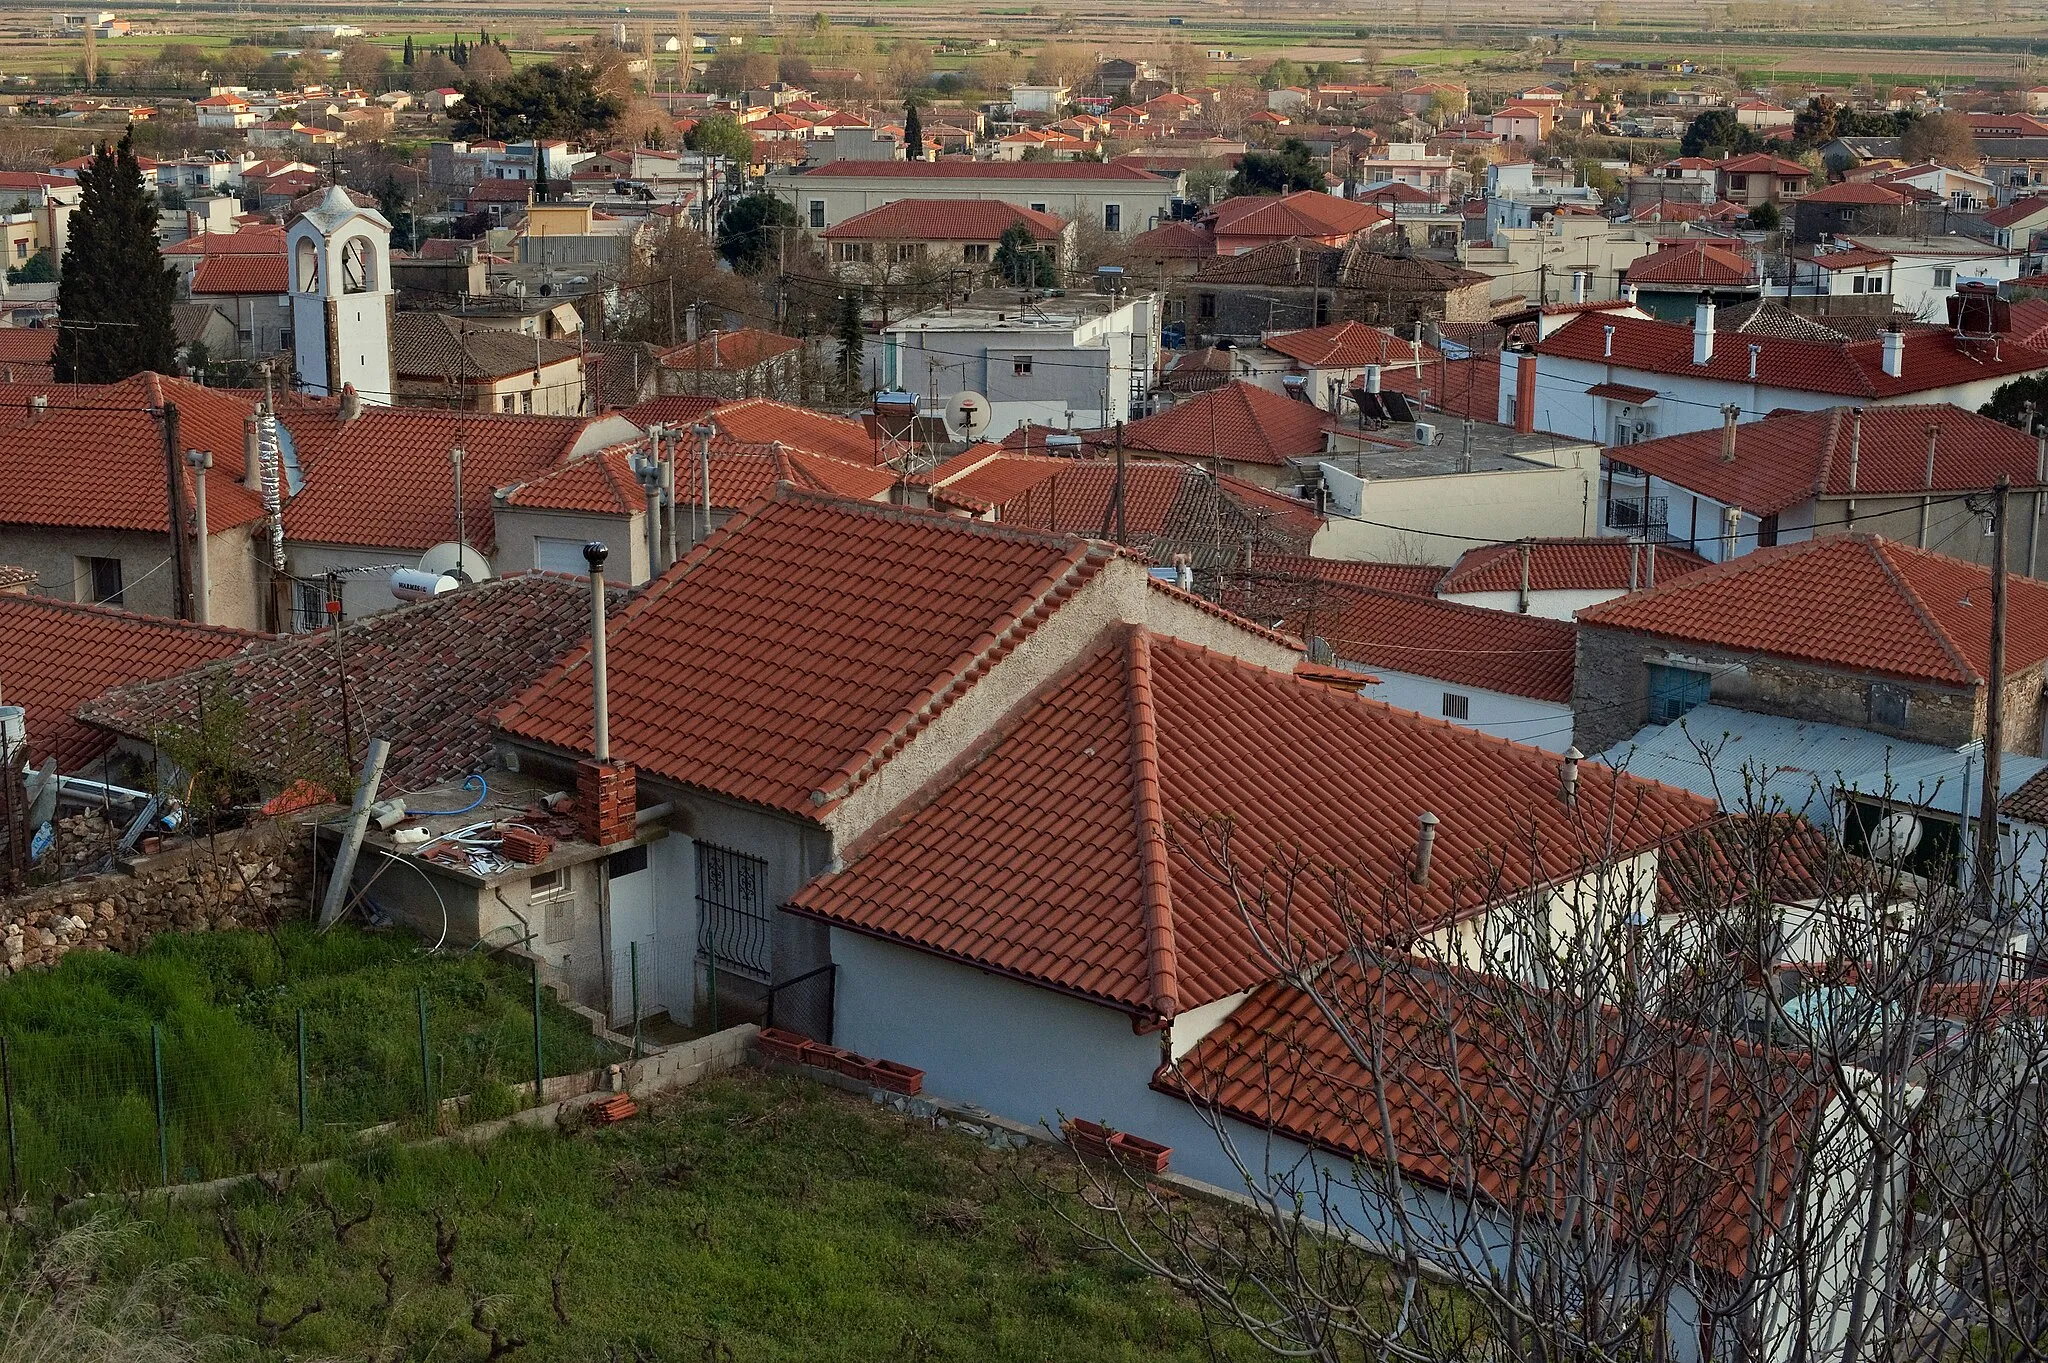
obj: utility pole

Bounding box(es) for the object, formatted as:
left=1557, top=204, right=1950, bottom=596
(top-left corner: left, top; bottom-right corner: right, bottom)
left=161, top=401, right=191, bottom=620
left=1977, top=475, right=2011, bottom=915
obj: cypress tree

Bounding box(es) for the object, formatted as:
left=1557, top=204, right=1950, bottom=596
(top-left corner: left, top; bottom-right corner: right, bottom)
left=403, top=34, right=415, bottom=66
left=54, top=130, right=176, bottom=384
left=534, top=141, right=550, bottom=204
left=837, top=290, right=864, bottom=391
left=903, top=99, right=923, bottom=161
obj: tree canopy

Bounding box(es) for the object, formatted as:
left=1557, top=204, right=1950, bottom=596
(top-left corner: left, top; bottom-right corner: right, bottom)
left=452, top=64, right=623, bottom=141
left=1980, top=373, right=2048, bottom=428
left=1228, top=138, right=1321, bottom=196
left=54, top=132, right=177, bottom=384
left=994, top=222, right=1055, bottom=288
left=717, top=192, right=799, bottom=274
left=684, top=115, right=756, bottom=165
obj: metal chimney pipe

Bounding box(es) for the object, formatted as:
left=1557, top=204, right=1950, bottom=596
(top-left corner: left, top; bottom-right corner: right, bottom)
left=185, top=449, right=212, bottom=625
left=1719, top=403, right=1740, bottom=463
left=583, top=541, right=611, bottom=762
left=1560, top=746, right=1582, bottom=807
left=1517, top=539, right=1532, bottom=614
left=1410, top=811, right=1439, bottom=887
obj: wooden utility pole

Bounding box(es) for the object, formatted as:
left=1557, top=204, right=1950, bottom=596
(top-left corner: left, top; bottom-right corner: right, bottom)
left=160, top=401, right=191, bottom=621
left=1977, top=475, right=2010, bottom=914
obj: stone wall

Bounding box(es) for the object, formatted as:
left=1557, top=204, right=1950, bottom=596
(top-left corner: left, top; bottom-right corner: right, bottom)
left=0, top=821, right=309, bottom=975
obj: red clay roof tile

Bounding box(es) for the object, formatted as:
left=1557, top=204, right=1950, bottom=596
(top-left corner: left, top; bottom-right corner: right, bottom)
left=1112, top=380, right=1328, bottom=466
left=821, top=198, right=1068, bottom=241
left=189, top=253, right=287, bottom=295
left=1439, top=537, right=1710, bottom=595
left=1298, top=584, right=1578, bottom=703
left=1263, top=320, right=1443, bottom=369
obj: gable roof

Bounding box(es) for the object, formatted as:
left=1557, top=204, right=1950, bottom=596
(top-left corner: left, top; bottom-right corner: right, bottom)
left=821, top=198, right=1068, bottom=242
left=1531, top=311, right=2048, bottom=398
left=690, top=439, right=900, bottom=507
left=1439, top=537, right=1711, bottom=596
left=1192, top=236, right=1345, bottom=285
left=496, top=491, right=1119, bottom=818
left=1262, top=320, right=1443, bottom=369
left=1242, top=551, right=1447, bottom=597
left=391, top=313, right=583, bottom=382
left=1576, top=534, right=2048, bottom=687
left=0, top=375, right=266, bottom=534
left=796, top=159, right=1168, bottom=181
left=80, top=574, right=612, bottom=793
left=1110, top=379, right=1328, bottom=467
left=500, top=442, right=647, bottom=515
left=1716, top=152, right=1811, bottom=175
left=1799, top=180, right=1913, bottom=206
left=705, top=397, right=879, bottom=465
left=1298, top=584, right=1578, bottom=703
left=653, top=327, right=804, bottom=374
left=1609, top=404, right=2046, bottom=517
left=1126, top=219, right=1217, bottom=260
left=281, top=409, right=597, bottom=552
left=788, top=628, right=1709, bottom=1020
left=1625, top=240, right=1759, bottom=287
left=189, top=253, right=287, bottom=295
left=0, top=595, right=257, bottom=771
left=163, top=224, right=287, bottom=258
left=1984, top=196, right=2048, bottom=229
left=1206, top=190, right=1385, bottom=240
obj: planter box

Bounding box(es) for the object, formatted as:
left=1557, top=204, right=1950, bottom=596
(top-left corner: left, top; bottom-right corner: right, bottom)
left=1062, top=1118, right=1114, bottom=1159
left=829, top=1050, right=880, bottom=1083
left=868, top=1058, right=924, bottom=1096
left=755, top=1027, right=813, bottom=1065
left=805, top=1043, right=853, bottom=1072
left=1111, top=1131, right=1171, bottom=1174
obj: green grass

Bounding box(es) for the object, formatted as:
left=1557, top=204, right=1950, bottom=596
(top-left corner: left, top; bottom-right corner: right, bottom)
left=0, top=926, right=617, bottom=1197
left=81, top=1068, right=1251, bottom=1361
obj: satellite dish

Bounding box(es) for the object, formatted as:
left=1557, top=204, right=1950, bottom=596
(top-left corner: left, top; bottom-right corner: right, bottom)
left=944, top=391, right=993, bottom=442
left=1864, top=810, right=1923, bottom=865
left=418, top=542, right=491, bottom=584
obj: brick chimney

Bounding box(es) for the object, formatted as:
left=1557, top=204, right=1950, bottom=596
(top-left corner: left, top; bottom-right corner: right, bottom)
left=574, top=541, right=636, bottom=847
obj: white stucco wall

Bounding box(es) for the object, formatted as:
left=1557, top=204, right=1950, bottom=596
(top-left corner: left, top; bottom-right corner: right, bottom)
left=1439, top=586, right=1619, bottom=621
left=1310, top=462, right=1595, bottom=566
left=1342, top=662, right=1574, bottom=751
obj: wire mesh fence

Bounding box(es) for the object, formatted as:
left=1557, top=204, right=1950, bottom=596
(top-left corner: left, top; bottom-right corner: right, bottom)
left=0, top=928, right=622, bottom=1198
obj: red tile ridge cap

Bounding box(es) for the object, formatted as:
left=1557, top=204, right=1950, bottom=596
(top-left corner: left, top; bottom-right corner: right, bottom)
left=1125, top=626, right=1180, bottom=1023
left=811, top=537, right=1112, bottom=810
left=1143, top=570, right=1307, bottom=652
left=1869, top=537, right=1981, bottom=685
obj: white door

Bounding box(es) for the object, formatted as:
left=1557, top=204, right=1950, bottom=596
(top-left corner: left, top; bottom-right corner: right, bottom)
left=606, top=844, right=658, bottom=1028
left=535, top=536, right=589, bottom=575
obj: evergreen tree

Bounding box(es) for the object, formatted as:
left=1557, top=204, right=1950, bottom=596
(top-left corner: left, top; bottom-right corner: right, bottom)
left=403, top=35, right=415, bottom=66
left=837, top=289, right=865, bottom=390
left=903, top=99, right=923, bottom=161
left=534, top=142, right=550, bottom=205
left=54, top=131, right=177, bottom=384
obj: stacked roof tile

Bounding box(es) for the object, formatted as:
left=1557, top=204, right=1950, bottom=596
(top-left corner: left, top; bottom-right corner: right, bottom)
left=704, top=397, right=879, bottom=466
left=1577, top=534, right=2048, bottom=687
left=653, top=328, right=804, bottom=374
left=1110, top=380, right=1329, bottom=467
left=0, top=595, right=255, bottom=771
left=1438, top=538, right=1710, bottom=595
left=1296, top=584, right=1579, bottom=703
left=790, top=628, right=1708, bottom=1020
left=189, top=254, right=288, bottom=295
left=1262, top=320, right=1443, bottom=369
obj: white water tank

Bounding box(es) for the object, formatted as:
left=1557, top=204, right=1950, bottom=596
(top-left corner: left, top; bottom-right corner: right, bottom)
left=0, top=705, right=23, bottom=761
left=390, top=568, right=460, bottom=603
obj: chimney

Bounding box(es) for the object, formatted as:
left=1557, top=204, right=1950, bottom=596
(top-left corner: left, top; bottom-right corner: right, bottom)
left=1602, top=324, right=1614, bottom=358
left=1560, top=746, right=1582, bottom=807
left=1723, top=503, right=1744, bottom=551
left=1623, top=282, right=1639, bottom=308
left=339, top=383, right=362, bottom=422
left=1645, top=540, right=1657, bottom=588
left=1881, top=327, right=1905, bottom=379
left=574, top=541, right=636, bottom=848
left=1719, top=403, right=1740, bottom=463
left=1410, top=811, right=1439, bottom=887
left=1514, top=353, right=1536, bottom=434
left=242, top=413, right=262, bottom=492
left=1747, top=342, right=1761, bottom=381
left=1516, top=539, right=1532, bottom=614
left=1363, top=364, right=1381, bottom=394
left=1572, top=270, right=1587, bottom=304
left=1693, top=295, right=1716, bottom=366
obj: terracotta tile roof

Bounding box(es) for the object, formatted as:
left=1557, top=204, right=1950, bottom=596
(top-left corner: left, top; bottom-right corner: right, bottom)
left=80, top=575, right=613, bottom=793
left=164, top=227, right=286, bottom=261
left=705, top=397, right=880, bottom=465
left=790, top=628, right=1709, bottom=1018
left=1577, top=534, right=2048, bottom=687
left=1243, top=551, right=1446, bottom=596
left=1206, top=190, right=1386, bottom=240
left=1809, top=246, right=1894, bottom=270
left=0, top=595, right=256, bottom=771
left=464, top=178, right=535, bottom=202
left=189, top=253, right=287, bottom=295
left=930, top=452, right=1068, bottom=512
left=1531, top=311, right=2048, bottom=398
left=391, top=313, right=583, bottom=382
left=1110, top=380, right=1328, bottom=467
left=1610, top=404, right=2045, bottom=518
left=821, top=198, right=1068, bottom=241
left=1295, top=584, right=1577, bottom=703
left=502, top=441, right=647, bottom=515
left=797, top=160, right=1168, bottom=181
left=1192, top=237, right=1344, bottom=285
left=497, top=490, right=1118, bottom=817
left=1338, top=247, right=1488, bottom=292
left=1376, top=357, right=1500, bottom=422
left=653, top=328, right=804, bottom=374
left=686, top=439, right=899, bottom=506
left=619, top=394, right=721, bottom=426
left=1625, top=240, right=1759, bottom=287
left=0, top=328, right=56, bottom=379
left=1263, top=320, right=1443, bottom=369
left=1656, top=814, right=1842, bottom=913
left=0, top=374, right=266, bottom=534
left=1439, top=537, right=1711, bottom=595
left=281, top=409, right=595, bottom=552
left=1716, top=152, right=1811, bottom=175
left=1983, top=196, right=2048, bottom=229
left=1799, top=180, right=1913, bottom=206
left=1159, top=953, right=1820, bottom=1277
left=1159, top=345, right=1234, bottom=395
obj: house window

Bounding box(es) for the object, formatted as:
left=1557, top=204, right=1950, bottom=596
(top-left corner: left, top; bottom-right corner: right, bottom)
left=529, top=867, right=569, bottom=899
left=1869, top=682, right=1911, bottom=729
left=1197, top=292, right=1217, bottom=320
left=291, top=578, right=330, bottom=632
left=964, top=243, right=990, bottom=263
left=893, top=242, right=922, bottom=263
left=500, top=394, right=515, bottom=412
left=1103, top=203, right=1122, bottom=231
left=1757, top=512, right=1779, bottom=547
left=1728, top=174, right=1747, bottom=193
left=1013, top=354, right=1033, bottom=376
left=1934, top=266, right=1954, bottom=287
left=81, top=556, right=122, bottom=606
left=1441, top=692, right=1471, bottom=720
left=1844, top=799, right=1961, bottom=883
left=808, top=199, right=825, bottom=229
left=1029, top=202, right=1047, bottom=214
left=520, top=389, right=533, bottom=413
left=1647, top=662, right=1711, bottom=724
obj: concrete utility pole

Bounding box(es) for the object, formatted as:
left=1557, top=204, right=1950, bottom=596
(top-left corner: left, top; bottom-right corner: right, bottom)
left=1977, top=476, right=2011, bottom=915
left=161, top=402, right=191, bottom=620
left=185, top=449, right=212, bottom=625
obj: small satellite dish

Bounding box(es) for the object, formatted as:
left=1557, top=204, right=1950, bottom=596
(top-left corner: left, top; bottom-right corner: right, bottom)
left=945, top=391, right=992, bottom=442
left=418, top=542, right=491, bottom=584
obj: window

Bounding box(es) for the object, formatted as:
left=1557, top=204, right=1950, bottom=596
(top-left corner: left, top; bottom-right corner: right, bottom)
left=500, top=394, right=516, bottom=412
left=1845, top=799, right=1961, bottom=883
left=1869, top=682, right=1911, bottom=729
left=1197, top=292, right=1217, bottom=320
left=963, top=243, right=990, bottom=263
left=1441, top=692, right=1471, bottom=720
left=236, top=327, right=254, bottom=343
left=1103, top=202, right=1122, bottom=231
left=1934, top=266, right=1954, bottom=287
left=608, top=844, right=648, bottom=877
left=1647, top=663, right=1711, bottom=725
left=529, top=867, right=569, bottom=899
left=291, top=578, right=330, bottom=632
left=808, top=199, right=825, bottom=229
left=1029, top=202, right=1047, bottom=214
left=520, top=390, right=533, bottom=413
left=892, top=242, right=923, bottom=263
left=81, top=556, right=122, bottom=606
left=10, top=241, right=23, bottom=260
left=339, top=235, right=374, bottom=293
left=1728, top=174, right=1748, bottom=193
left=1013, top=354, right=1033, bottom=376
left=1758, top=512, right=1779, bottom=547
left=293, top=236, right=318, bottom=292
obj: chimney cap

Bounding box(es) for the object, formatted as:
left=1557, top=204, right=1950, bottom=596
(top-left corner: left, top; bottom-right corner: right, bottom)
left=582, top=541, right=610, bottom=571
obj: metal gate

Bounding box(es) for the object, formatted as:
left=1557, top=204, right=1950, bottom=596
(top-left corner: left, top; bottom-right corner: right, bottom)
left=696, top=842, right=771, bottom=983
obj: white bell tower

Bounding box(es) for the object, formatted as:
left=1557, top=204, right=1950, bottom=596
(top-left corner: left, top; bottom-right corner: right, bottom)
left=288, top=186, right=393, bottom=404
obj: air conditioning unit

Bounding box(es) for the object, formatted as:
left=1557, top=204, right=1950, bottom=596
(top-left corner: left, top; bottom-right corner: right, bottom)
left=1414, top=421, right=1439, bottom=446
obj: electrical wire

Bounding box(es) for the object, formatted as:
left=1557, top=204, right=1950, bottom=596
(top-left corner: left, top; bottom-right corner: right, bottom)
left=401, top=772, right=487, bottom=816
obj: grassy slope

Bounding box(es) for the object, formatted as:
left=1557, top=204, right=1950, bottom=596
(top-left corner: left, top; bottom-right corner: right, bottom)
left=0, top=926, right=615, bottom=1195
left=104, top=1068, right=1249, bottom=1361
